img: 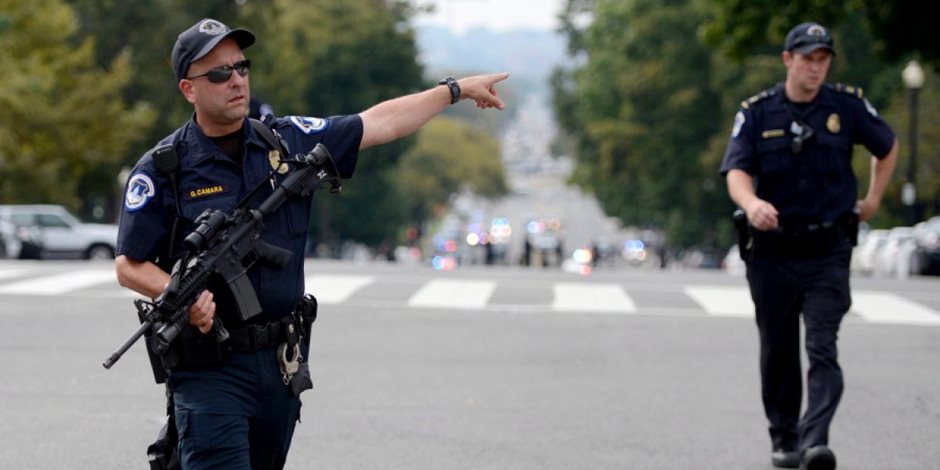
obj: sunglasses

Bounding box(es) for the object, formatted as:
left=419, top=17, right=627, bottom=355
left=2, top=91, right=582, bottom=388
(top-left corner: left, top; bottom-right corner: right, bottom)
left=186, top=59, right=251, bottom=83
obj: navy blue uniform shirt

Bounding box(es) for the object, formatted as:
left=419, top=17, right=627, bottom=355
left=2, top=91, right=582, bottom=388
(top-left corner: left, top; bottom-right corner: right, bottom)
left=117, top=114, right=362, bottom=325
left=720, top=83, right=895, bottom=225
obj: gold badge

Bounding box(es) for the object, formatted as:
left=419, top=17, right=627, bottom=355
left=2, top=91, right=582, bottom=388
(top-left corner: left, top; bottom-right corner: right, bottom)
left=268, top=150, right=288, bottom=174
left=826, top=113, right=841, bottom=134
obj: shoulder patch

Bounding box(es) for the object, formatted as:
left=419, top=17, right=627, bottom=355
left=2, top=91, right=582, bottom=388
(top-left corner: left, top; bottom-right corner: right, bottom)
left=731, top=111, right=745, bottom=138
left=125, top=172, right=156, bottom=212
left=288, top=116, right=330, bottom=135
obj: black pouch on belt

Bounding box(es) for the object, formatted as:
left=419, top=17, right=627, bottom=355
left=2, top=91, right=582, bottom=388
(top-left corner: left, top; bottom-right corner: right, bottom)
left=286, top=294, right=318, bottom=396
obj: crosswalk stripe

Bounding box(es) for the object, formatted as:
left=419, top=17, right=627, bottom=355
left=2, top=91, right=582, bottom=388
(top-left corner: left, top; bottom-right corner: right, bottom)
left=850, top=292, right=940, bottom=326
left=552, top=283, right=636, bottom=314
left=684, top=285, right=754, bottom=317
left=0, top=269, right=117, bottom=295
left=407, top=279, right=495, bottom=310
left=0, top=269, right=26, bottom=281
left=305, top=274, right=374, bottom=305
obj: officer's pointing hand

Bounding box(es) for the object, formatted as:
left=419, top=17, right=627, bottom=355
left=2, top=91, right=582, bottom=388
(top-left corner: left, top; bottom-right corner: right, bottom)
left=746, top=199, right=779, bottom=231
left=188, top=289, right=216, bottom=334
left=458, top=72, right=510, bottom=110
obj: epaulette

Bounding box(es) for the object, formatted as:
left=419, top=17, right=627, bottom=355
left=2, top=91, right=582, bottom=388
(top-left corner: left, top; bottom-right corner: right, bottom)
left=826, top=82, right=864, bottom=99
left=740, top=85, right=783, bottom=110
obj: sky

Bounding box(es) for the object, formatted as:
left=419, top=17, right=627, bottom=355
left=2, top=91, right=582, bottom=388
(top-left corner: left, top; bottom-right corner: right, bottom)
left=412, top=0, right=566, bottom=33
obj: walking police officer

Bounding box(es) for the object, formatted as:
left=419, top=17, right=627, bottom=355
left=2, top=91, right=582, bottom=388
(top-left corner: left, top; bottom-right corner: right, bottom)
left=115, top=18, right=508, bottom=470
left=720, top=22, right=898, bottom=470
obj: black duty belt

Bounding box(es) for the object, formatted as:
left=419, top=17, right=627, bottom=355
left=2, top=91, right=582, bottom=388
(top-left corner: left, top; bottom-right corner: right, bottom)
left=227, top=318, right=296, bottom=352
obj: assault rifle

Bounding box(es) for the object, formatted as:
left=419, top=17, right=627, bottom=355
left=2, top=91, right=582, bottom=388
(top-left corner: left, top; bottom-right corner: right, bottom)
left=103, top=143, right=341, bottom=370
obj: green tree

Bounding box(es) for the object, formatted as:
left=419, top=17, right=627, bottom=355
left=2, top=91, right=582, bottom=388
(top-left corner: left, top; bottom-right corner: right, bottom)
left=0, top=0, right=154, bottom=214
left=868, top=66, right=940, bottom=226
left=702, top=0, right=940, bottom=66
left=553, top=0, right=728, bottom=250
left=397, top=117, right=507, bottom=227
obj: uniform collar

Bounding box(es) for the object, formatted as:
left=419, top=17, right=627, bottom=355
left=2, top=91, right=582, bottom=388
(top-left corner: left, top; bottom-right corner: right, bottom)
left=778, top=83, right=837, bottom=114
left=183, top=114, right=268, bottom=165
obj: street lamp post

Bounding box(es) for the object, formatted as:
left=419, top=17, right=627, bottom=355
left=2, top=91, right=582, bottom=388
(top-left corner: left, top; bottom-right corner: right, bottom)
left=902, top=60, right=925, bottom=225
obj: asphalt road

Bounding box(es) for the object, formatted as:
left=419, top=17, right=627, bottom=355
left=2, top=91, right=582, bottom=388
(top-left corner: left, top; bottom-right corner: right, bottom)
left=0, top=259, right=937, bottom=469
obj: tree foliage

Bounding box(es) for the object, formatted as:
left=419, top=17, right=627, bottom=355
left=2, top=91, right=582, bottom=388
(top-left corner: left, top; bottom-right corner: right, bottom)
left=702, top=0, right=940, bottom=66
left=397, top=117, right=507, bottom=225
left=0, top=0, right=155, bottom=214
left=555, top=0, right=938, bottom=252
left=554, top=0, right=730, bottom=249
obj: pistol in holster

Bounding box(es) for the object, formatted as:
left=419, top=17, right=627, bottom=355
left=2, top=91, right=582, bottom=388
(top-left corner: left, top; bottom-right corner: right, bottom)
left=845, top=208, right=860, bottom=246
left=733, top=209, right=752, bottom=260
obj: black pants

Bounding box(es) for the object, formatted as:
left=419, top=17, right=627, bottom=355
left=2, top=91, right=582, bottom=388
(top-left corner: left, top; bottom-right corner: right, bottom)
left=745, top=239, right=852, bottom=452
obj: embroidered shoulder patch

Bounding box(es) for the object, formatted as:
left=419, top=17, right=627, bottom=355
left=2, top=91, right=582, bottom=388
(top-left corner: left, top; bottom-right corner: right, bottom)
left=288, top=116, right=330, bottom=134
left=125, top=173, right=156, bottom=212
left=731, top=111, right=745, bottom=138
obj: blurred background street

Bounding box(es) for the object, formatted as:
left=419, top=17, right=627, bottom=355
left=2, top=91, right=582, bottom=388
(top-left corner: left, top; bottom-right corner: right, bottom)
left=1, top=0, right=939, bottom=468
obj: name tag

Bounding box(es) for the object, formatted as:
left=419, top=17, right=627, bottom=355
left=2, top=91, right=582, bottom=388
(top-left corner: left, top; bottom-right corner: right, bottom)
left=761, top=129, right=785, bottom=139
left=184, top=185, right=229, bottom=200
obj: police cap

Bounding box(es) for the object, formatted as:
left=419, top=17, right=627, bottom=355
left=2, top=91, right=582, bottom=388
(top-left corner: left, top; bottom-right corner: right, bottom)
left=171, top=18, right=255, bottom=82
left=784, top=22, right=836, bottom=57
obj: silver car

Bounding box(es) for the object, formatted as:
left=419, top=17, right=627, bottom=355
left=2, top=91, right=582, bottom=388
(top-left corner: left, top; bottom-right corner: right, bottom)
left=0, top=205, right=118, bottom=260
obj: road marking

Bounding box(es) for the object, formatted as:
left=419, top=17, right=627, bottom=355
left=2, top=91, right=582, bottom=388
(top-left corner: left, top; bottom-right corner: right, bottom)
left=851, top=292, right=940, bottom=326
left=305, top=274, right=374, bottom=305
left=0, top=269, right=117, bottom=295
left=684, top=285, right=754, bottom=317
left=0, top=269, right=26, bottom=281
left=552, top=283, right=636, bottom=313
left=407, top=279, right=495, bottom=310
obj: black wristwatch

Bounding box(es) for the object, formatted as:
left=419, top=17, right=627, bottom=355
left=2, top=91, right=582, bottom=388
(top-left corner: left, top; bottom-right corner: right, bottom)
left=438, top=76, right=461, bottom=105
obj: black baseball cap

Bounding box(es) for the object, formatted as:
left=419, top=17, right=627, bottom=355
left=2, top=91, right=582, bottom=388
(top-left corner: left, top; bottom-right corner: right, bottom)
left=171, top=18, right=255, bottom=81
left=784, top=22, right=836, bottom=56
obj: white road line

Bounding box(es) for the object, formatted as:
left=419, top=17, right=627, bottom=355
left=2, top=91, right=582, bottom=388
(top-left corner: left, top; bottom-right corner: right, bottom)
left=552, top=283, right=636, bottom=314
left=851, top=292, right=940, bottom=326
left=0, top=269, right=26, bottom=281
left=305, top=274, right=374, bottom=305
left=0, top=269, right=117, bottom=295
left=407, top=279, right=495, bottom=310
left=684, top=285, right=754, bottom=317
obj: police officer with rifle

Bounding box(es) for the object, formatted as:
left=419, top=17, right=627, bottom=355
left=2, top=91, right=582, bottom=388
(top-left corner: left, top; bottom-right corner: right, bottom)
left=110, top=18, right=509, bottom=470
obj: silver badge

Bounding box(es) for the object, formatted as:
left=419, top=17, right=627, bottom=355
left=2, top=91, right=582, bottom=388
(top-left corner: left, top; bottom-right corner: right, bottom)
left=807, top=24, right=826, bottom=37
left=198, top=20, right=227, bottom=35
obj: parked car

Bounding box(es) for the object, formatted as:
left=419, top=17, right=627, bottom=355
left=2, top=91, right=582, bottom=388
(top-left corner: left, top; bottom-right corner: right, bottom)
left=852, top=228, right=889, bottom=274
left=872, top=226, right=915, bottom=278
left=0, top=205, right=118, bottom=260
left=910, top=217, right=940, bottom=275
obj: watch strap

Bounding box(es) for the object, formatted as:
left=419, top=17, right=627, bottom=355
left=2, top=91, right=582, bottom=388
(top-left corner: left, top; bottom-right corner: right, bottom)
left=438, top=76, right=461, bottom=105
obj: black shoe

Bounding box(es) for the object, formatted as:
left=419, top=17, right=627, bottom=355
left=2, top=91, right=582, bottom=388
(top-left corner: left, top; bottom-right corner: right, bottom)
left=772, top=448, right=800, bottom=468
left=801, top=446, right=836, bottom=470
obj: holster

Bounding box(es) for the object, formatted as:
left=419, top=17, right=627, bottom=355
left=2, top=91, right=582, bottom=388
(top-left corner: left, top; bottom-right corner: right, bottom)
left=845, top=209, right=860, bottom=246
left=733, top=209, right=752, bottom=261
left=147, top=386, right=180, bottom=470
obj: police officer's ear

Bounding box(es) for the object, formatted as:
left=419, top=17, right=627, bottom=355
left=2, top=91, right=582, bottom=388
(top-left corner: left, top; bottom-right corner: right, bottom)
left=179, top=79, right=198, bottom=105
left=782, top=50, right=795, bottom=68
